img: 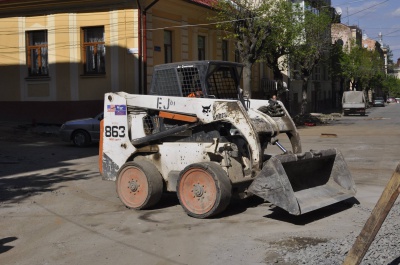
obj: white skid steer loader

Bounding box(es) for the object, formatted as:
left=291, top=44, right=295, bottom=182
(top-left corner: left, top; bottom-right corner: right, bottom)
left=99, top=61, right=356, bottom=218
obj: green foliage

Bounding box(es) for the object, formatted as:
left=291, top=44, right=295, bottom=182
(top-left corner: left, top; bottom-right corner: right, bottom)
left=290, top=6, right=333, bottom=79
left=288, top=3, right=333, bottom=114
left=383, top=75, right=400, bottom=97
left=386, top=46, right=395, bottom=74
left=213, top=0, right=275, bottom=65
left=210, top=0, right=303, bottom=97
left=338, top=40, right=385, bottom=91
left=260, top=2, right=303, bottom=80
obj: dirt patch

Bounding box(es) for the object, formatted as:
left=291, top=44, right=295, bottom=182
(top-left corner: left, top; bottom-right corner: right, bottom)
left=0, top=122, right=59, bottom=143
left=271, top=236, right=328, bottom=251
left=292, top=113, right=340, bottom=127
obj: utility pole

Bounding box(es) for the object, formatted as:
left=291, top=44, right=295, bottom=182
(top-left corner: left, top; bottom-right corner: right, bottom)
left=379, top=32, right=388, bottom=75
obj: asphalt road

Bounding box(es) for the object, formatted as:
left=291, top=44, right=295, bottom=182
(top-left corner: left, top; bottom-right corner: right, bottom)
left=1, top=103, right=399, bottom=265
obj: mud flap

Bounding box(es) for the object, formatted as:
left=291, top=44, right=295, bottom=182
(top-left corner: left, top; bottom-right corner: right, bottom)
left=248, top=149, right=356, bottom=215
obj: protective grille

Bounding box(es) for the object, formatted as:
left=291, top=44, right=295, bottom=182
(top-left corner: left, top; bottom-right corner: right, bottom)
left=207, top=67, right=238, bottom=99
left=177, top=66, right=202, bottom=97
left=149, top=61, right=242, bottom=99
left=151, top=68, right=181, bottom=96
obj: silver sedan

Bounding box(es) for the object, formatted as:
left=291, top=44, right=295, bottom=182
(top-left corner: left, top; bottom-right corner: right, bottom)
left=59, top=112, right=103, bottom=147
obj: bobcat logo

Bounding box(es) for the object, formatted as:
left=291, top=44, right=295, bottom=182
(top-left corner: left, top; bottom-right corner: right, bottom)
left=202, top=105, right=211, bottom=116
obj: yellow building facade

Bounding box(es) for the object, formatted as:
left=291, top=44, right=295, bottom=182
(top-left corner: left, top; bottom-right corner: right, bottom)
left=0, top=0, right=263, bottom=123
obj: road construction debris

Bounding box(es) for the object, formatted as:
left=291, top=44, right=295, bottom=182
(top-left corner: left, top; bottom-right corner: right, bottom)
left=321, top=133, right=338, bottom=138
left=275, top=203, right=400, bottom=265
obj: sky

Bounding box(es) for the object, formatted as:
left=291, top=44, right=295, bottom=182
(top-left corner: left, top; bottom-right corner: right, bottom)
left=331, top=0, right=400, bottom=61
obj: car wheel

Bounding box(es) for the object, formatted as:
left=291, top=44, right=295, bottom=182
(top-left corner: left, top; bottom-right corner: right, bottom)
left=72, top=130, right=90, bottom=147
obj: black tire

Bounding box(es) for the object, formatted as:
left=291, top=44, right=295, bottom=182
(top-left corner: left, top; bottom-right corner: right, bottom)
left=177, top=162, right=232, bottom=218
left=72, top=130, right=90, bottom=147
left=116, top=161, right=163, bottom=210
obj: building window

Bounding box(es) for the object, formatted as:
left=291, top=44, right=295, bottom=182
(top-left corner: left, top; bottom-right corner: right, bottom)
left=164, top=30, right=172, bottom=63
left=82, top=26, right=105, bottom=75
left=198, top=36, right=205, bottom=60
left=26, top=30, right=48, bottom=76
left=222, top=40, right=228, bottom=61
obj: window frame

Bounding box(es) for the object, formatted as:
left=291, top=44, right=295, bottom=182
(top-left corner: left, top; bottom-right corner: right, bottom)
left=26, top=30, right=49, bottom=77
left=81, top=26, right=106, bottom=75
left=164, top=30, right=173, bottom=63
left=198, top=35, right=206, bottom=60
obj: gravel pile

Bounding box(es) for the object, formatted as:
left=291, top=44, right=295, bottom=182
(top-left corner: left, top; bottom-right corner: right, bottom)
left=279, top=203, right=400, bottom=265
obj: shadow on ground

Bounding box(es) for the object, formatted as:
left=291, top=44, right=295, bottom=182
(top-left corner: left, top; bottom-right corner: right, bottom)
left=0, top=167, right=96, bottom=204
left=263, top=197, right=359, bottom=225
left=0, top=237, right=17, bottom=254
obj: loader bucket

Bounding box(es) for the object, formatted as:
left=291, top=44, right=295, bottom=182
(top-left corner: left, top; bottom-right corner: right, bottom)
left=248, top=148, right=356, bottom=215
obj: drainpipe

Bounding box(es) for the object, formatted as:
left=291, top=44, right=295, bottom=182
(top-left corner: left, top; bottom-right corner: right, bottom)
left=137, top=1, right=142, bottom=94
left=136, top=0, right=159, bottom=94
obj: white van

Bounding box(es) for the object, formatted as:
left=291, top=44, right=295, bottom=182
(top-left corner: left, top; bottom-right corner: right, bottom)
left=342, top=91, right=367, bottom=116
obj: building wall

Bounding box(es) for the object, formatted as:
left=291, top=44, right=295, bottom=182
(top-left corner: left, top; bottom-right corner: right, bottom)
left=146, top=0, right=261, bottom=97
left=147, top=0, right=246, bottom=88
left=0, top=5, right=139, bottom=123
left=0, top=0, right=268, bottom=123
left=331, top=23, right=362, bottom=51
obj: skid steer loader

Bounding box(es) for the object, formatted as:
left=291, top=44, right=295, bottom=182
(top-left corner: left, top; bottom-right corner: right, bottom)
left=99, top=60, right=356, bottom=218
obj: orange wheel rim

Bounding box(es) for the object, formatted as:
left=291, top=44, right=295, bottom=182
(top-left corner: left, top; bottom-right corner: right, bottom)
left=179, top=168, right=217, bottom=215
left=118, top=166, right=149, bottom=208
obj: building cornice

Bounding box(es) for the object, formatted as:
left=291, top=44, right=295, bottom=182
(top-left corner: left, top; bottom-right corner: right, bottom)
left=0, top=0, right=134, bottom=17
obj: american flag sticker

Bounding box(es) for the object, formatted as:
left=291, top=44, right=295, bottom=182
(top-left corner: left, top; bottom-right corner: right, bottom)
left=107, top=105, right=115, bottom=112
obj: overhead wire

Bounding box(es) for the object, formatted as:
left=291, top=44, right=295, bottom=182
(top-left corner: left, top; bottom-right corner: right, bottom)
left=0, top=1, right=396, bottom=61
left=340, top=0, right=390, bottom=19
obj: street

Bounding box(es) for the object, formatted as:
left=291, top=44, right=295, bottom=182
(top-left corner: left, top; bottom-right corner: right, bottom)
left=1, top=103, right=400, bottom=265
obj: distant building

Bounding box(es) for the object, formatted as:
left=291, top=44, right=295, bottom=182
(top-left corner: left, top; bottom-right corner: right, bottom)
left=390, top=59, right=400, bottom=79
left=331, top=23, right=362, bottom=49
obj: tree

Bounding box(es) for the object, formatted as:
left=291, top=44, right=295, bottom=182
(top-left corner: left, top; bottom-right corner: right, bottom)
left=339, top=42, right=366, bottom=90
left=211, top=0, right=301, bottom=98
left=360, top=49, right=385, bottom=94
left=261, top=2, right=303, bottom=82
left=289, top=3, right=333, bottom=114
left=337, top=39, right=386, bottom=99
left=385, top=46, right=395, bottom=74
left=383, top=75, right=400, bottom=97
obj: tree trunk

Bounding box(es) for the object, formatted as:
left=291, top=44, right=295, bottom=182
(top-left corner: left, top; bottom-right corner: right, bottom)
left=301, top=77, right=309, bottom=115
left=351, top=81, right=356, bottom=91
left=242, top=63, right=253, bottom=98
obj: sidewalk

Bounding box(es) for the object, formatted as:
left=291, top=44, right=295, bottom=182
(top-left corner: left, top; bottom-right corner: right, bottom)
left=0, top=121, right=60, bottom=141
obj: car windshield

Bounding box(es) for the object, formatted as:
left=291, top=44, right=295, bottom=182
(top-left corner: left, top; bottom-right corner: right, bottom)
left=375, top=97, right=383, bottom=100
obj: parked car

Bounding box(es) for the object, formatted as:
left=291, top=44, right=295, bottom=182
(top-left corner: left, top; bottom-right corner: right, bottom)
left=396, top=98, right=400, bottom=104
left=387, top=97, right=396, bottom=103
left=60, top=112, right=103, bottom=147
left=373, top=97, right=385, bottom=107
